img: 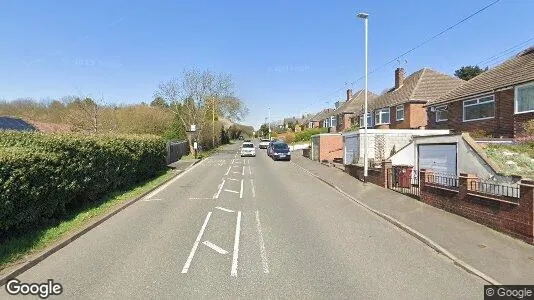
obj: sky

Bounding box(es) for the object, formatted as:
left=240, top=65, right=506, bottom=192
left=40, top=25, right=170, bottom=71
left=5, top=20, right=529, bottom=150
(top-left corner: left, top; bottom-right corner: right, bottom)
left=1, top=0, right=533, bottom=130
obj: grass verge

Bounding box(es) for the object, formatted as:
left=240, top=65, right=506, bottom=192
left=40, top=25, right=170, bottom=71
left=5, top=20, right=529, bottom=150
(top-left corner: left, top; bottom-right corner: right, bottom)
left=0, top=169, right=175, bottom=271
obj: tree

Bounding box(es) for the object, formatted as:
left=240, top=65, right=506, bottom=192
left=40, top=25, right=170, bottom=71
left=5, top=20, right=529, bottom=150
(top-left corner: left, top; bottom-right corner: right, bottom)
left=151, top=96, right=168, bottom=108
left=65, top=97, right=101, bottom=133
left=154, top=68, right=248, bottom=152
left=259, top=124, right=269, bottom=137
left=454, top=65, right=488, bottom=81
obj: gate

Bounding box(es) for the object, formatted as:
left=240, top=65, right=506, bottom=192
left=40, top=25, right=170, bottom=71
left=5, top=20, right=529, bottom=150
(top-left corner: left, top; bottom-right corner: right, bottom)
left=388, top=166, right=420, bottom=199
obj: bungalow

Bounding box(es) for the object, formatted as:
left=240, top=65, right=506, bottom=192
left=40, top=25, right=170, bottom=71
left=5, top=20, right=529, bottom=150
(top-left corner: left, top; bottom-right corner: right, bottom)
left=426, top=47, right=534, bottom=138
left=0, top=116, right=36, bottom=131
left=360, top=68, right=464, bottom=129
left=308, top=108, right=334, bottom=129
left=333, top=89, right=378, bottom=132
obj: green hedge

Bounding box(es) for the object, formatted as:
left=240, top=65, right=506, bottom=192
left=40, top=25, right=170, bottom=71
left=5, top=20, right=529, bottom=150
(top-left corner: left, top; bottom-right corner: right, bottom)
left=294, top=128, right=328, bottom=143
left=0, top=132, right=166, bottom=236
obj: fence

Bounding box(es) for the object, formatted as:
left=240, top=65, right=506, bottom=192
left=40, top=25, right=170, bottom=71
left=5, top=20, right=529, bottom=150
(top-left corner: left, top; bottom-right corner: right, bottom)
left=388, top=167, right=420, bottom=198
left=166, top=140, right=189, bottom=164
left=468, top=180, right=520, bottom=200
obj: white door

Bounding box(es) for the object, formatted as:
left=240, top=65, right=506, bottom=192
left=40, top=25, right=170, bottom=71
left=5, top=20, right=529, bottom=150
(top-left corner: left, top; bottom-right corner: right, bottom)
left=417, top=144, right=457, bottom=175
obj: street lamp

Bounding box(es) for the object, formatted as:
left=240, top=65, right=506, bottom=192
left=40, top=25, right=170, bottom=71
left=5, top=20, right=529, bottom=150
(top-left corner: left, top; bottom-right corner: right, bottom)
left=357, top=12, right=369, bottom=182
left=268, top=107, right=271, bottom=140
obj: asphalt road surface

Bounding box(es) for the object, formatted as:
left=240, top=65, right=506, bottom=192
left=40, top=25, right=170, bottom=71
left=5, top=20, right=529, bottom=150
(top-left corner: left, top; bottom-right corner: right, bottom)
left=2, top=142, right=486, bottom=299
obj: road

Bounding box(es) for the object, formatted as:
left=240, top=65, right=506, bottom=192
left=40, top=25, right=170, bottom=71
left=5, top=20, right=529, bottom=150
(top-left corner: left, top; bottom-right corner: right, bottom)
left=2, top=141, right=485, bottom=299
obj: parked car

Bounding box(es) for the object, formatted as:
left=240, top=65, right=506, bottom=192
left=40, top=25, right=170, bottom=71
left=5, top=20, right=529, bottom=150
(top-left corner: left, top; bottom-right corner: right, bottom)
left=258, top=139, right=270, bottom=149
left=270, top=142, right=291, bottom=161
left=267, top=140, right=278, bottom=157
left=240, top=142, right=256, bottom=157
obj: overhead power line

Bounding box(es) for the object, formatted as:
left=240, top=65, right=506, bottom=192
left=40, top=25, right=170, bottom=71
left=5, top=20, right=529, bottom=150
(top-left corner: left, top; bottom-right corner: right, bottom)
left=298, top=0, right=502, bottom=114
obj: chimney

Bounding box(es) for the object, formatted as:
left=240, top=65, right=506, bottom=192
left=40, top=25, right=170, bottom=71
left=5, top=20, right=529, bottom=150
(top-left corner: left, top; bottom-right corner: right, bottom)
left=395, top=68, right=405, bottom=89
left=346, top=89, right=353, bottom=101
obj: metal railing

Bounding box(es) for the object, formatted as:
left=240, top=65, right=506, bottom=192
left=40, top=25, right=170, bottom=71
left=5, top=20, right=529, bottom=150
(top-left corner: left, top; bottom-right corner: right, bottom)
left=389, top=168, right=420, bottom=198
left=426, top=173, right=459, bottom=189
left=469, top=180, right=520, bottom=199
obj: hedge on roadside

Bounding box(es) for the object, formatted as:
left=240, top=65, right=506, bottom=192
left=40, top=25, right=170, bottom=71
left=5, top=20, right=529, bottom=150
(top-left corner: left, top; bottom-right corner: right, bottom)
left=294, top=128, right=328, bottom=143
left=0, top=132, right=167, bottom=237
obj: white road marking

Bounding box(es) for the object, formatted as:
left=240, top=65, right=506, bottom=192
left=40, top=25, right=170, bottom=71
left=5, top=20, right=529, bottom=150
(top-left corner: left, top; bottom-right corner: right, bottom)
left=227, top=178, right=239, bottom=181
left=233, top=171, right=241, bottom=174
left=213, top=179, right=226, bottom=199
left=225, top=166, right=231, bottom=175
left=248, top=164, right=252, bottom=175
left=224, top=189, right=240, bottom=194
left=141, top=198, right=163, bottom=202
left=202, top=241, right=229, bottom=255
left=250, top=179, right=255, bottom=198
left=255, top=210, right=270, bottom=274
left=239, top=179, right=244, bottom=199
left=231, top=211, right=242, bottom=277
left=231, top=159, right=235, bottom=164
left=215, top=206, right=234, bottom=213
left=243, top=158, right=246, bottom=165
left=242, top=166, right=245, bottom=176
left=189, top=197, right=213, bottom=200
left=181, top=212, right=212, bottom=273
left=144, top=159, right=206, bottom=200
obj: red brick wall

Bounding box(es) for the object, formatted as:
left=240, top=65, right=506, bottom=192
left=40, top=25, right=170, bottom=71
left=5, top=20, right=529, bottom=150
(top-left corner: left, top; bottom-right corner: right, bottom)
left=427, top=88, right=526, bottom=138
left=310, top=121, right=320, bottom=128
left=344, top=162, right=390, bottom=188
left=318, top=135, right=343, bottom=162
left=420, top=171, right=534, bottom=244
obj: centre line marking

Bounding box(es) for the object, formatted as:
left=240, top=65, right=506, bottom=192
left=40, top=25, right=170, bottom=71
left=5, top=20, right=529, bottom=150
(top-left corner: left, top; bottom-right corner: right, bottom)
left=213, top=179, right=226, bottom=199
left=189, top=197, right=213, bottom=200
left=181, top=212, right=212, bottom=274
left=215, top=206, right=234, bottom=213
left=248, top=164, right=252, bottom=175
left=250, top=179, right=255, bottom=198
left=224, top=189, right=240, bottom=194
left=231, top=211, right=242, bottom=277
left=239, top=179, right=244, bottom=199
left=255, top=210, right=270, bottom=274
left=202, top=241, right=229, bottom=255
left=242, top=166, right=245, bottom=176
left=227, top=178, right=239, bottom=181
left=225, top=166, right=231, bottom=176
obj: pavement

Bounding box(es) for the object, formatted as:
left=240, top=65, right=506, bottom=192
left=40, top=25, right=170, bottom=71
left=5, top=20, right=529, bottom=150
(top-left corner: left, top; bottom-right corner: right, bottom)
left=292, top=151, right=534, bottom=285
left=1, top=142, right=489, bottom=299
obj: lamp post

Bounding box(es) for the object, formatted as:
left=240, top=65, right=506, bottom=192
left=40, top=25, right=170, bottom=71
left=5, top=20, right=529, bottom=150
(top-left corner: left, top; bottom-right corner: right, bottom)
left=268, top=106, right=271, bottom=140
left=357, top=12, right=369, bottom=182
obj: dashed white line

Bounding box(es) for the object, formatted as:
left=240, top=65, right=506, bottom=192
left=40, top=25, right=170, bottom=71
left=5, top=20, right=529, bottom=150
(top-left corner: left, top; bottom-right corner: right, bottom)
left=250, top=179, right=255, bottom=198
left=181, top=212, right=212, bottom=274
left=215, top=206, right=235, bottom=213
left=213, top=179, right=226, bottom=199
left=231, top=211, right=242, bottom=277
left=189, top=197, right=213, bottom=200
left=227, top=178, right=239, bottom=181
left=242, top=165, right=245, bottom=176
left=225, top=166, right=231, bottom=175
left=248, top=164, right=252, bottom=175
left=255, top=210, right=270, bottom=274
left=239, top=179, right=244, bottom=199
left=140, top=198, right=163, bottom=202
left=202, top=241, right=229, bottom=255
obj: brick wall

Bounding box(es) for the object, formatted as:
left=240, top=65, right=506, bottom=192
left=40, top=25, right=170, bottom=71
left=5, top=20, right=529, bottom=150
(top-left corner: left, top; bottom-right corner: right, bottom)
left=318, top=135, right=343, bottom=162
left=427, top=88, right=525, bottom=138
left=514, top=111, right=534, bottom=137
left=378, top=103, right=428, bottom=130
left=344, top=161, right=390, bottom=188
left=420, top=170, right=534, bottom=244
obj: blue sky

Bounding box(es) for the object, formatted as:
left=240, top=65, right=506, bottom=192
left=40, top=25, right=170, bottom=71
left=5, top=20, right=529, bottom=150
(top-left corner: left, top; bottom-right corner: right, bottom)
left=1, top=0, right=533, bottom=129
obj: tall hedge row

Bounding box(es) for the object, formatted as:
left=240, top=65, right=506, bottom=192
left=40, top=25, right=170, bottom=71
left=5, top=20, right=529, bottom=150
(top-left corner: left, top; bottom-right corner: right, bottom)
left=0, top=132, right=167, bottom=236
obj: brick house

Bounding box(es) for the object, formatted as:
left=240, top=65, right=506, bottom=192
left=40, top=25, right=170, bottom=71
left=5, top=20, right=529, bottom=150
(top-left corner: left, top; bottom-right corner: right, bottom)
left=333, top=89, right=378, bottom=132
left=308, top=108, right=334, bottom=129
left=360, top=68, right=464, bottom=129
left=426, top=47, right=534, bottom=138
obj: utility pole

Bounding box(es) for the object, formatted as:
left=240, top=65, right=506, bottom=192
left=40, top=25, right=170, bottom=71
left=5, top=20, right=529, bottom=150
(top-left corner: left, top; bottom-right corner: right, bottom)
left=212, top=97, right=216, bottom=148
left=268, top=107, right=271, bottom=140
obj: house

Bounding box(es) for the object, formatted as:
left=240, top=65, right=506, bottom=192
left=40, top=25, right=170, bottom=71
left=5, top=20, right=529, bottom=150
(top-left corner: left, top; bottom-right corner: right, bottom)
left=308, top=108, right=334, bottom=129
left=360, top=68, right=464, bottom=129
left=426, top=47, right=534, bottom=138
left=333, top=89, right=378, bottom=132
left=0, top=116, right=36, bottom=131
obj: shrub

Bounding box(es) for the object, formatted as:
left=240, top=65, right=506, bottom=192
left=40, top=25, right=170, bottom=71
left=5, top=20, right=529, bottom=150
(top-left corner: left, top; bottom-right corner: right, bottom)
left=294, top=128, right=328, bottom=143
left=0, top=131, right=166, bottom=237
left=524, top=119, right=534, bottom=136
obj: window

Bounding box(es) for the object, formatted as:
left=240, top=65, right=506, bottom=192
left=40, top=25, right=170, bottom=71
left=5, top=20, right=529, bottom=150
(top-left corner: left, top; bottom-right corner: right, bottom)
left=359, top=113, right=373, bottom=128
left=463, top=95, right=495, bottom=122
left=515, top=82, right=534, bottom=114
left=435, top=105, right=447, bottom=122
left=374, top=108, right=390, bottom=125
left=330, top=116, right=337, bottom=127
left=396, top=105, right=404, bottom=121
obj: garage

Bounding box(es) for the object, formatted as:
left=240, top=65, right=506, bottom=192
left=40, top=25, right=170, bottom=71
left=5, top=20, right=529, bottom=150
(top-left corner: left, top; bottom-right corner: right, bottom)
left=417, top=144, right=457, bottom=175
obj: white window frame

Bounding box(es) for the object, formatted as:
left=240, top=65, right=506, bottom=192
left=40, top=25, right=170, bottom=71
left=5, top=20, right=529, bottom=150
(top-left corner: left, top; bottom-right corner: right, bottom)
left=396, top=105, right=404, bottom=121
left=435, top=105, right=448, bottom=122
left=359, top=113, right=373, bottom=128
left=514, top=81, right=534, bottom=114
left=462, top=95, right=495, bottom=122
left=330, top=115, right=336, bottom=127
left=374, top=107, right=391, bottom=125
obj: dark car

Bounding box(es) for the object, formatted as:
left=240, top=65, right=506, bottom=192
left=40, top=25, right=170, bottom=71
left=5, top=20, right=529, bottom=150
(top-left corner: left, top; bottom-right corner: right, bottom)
left=270, top=142, right=291, bottom=161
left=266, top=140, right=278, bottom=157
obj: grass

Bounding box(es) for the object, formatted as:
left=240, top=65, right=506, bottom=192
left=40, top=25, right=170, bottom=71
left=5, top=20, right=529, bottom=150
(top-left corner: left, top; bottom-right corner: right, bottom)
left=0, top=169, right=175, bottom=271
left=485, top=142, right=534, bottom=179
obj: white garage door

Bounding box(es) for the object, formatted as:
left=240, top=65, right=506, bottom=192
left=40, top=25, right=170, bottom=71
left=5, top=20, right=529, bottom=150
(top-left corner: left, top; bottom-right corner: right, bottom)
left=344, top=135, right=359, bottom=165
left=418, top=144, right=457, bottom=175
